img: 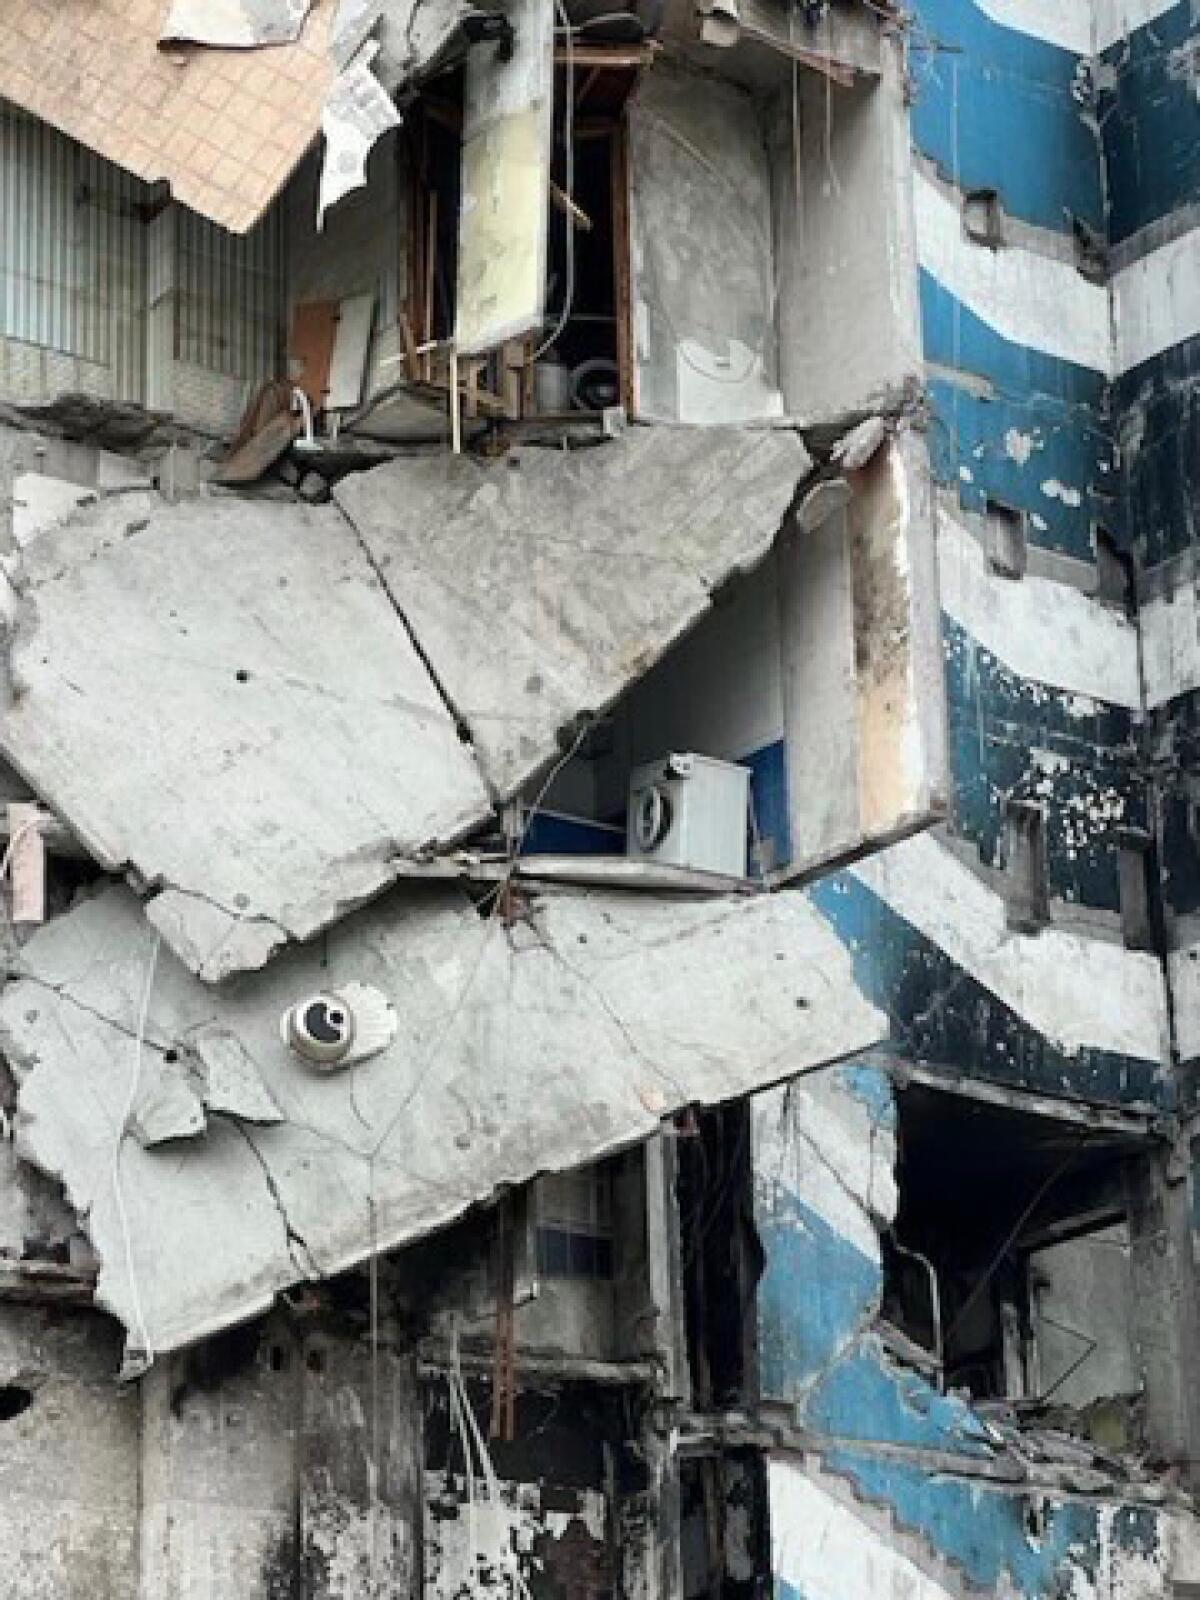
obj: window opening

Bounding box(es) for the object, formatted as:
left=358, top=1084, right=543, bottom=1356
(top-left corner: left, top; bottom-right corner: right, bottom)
left=535, top=1163, right=615, bottom=1279
left=984, top=498, right=1028, bottom=579
left=675, top=1100, right=761, bottom=1408
left=1117, top=829, right=1157, bottom=953
left=884, top=1083, right=1143, bottom=1430
left=1004, top=800, right=1048, bottom=932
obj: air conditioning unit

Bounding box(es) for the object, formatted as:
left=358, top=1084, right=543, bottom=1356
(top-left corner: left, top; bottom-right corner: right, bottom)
left=626, top=754, right=750, bottom=878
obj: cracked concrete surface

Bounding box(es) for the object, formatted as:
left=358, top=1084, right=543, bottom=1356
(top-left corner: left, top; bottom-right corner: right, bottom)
left=0, top=491, right=492, bottom=981
left=0, top=431, right=810, bottom=982
left=334, top=426, right=812, bottom=796
left=0, top=879, right=884, bottom=1358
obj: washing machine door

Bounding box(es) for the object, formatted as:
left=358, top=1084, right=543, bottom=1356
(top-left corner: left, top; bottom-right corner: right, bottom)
left=633, top=783, right=673, bottom=853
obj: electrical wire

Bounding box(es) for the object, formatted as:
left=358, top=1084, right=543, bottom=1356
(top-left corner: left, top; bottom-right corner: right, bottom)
left=364, top=724, right=591, bottom=1591
left=113, top=930, right=162, bottom=1377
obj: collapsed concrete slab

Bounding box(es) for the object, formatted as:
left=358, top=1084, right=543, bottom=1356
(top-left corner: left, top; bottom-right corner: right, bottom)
left=2, top=429, right=812, bottom=981
left=334, top=426, right=811, bottom=795
left=0, top=492, right=492, bottom=981
left=0, top=880, right=884, bottom=1360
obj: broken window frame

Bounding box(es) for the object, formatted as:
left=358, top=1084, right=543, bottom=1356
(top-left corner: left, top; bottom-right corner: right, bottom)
left=885, top=1080, right=1150, bottom=1416
left=401, top=44, right=645, bottom=423
left=534, top=1162, right=617, bottom=1281
left=1003, top=799, right=1049, bottom=933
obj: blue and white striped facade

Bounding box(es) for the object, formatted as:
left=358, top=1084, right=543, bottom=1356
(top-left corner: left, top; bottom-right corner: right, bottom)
left=760, top=3, right=1200, bottom=1595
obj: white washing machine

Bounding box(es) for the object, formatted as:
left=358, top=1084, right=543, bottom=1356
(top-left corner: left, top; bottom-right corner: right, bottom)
left=626, top=753, right=750, bottom=878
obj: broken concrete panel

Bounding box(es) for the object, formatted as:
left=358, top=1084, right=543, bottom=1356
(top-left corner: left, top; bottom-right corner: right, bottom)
left=334, top=0, right=472, bottom=89
left=0, top=492, right=492, bottom=982
left=11, top=474, right=97, bottom=550
left=161, top=0, right=313, bottom=47
left=318, top=42, right=403, bottom=227
left=129, top=1067, right=207, bottom=1150
left=188, top=1027, right=285, bottom=1125
left=776, top=431, right=948, bottom=881
left=334, top=427, right=810, bottom=797
left=0, top=879, right=884, bottom=1357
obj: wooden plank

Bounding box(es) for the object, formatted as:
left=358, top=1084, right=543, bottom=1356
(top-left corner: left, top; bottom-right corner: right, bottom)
left=610, top=121, right=635, bottom=417
left=327, top=294, right=376, bottom=410
left=555, top=43, right=657, bottom=67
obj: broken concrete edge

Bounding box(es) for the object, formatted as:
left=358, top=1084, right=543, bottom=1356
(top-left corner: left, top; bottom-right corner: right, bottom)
left=19, top=1041, right=881, bottom=1371
left=0, top=415, right=905, bottom=988
left=0, top=879, right=888, bottom=1365
left=330, top=421, right=821, bottom=802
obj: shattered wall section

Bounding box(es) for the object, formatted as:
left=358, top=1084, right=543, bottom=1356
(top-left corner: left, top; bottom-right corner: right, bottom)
left=0, top=491, right=492, bottom=979
left=0, top=879, right=884, bottom=1356
left=424, top=1378, right=635, bottom=1600
left=753, top=1067, right=1193, bottom=1598
left=333, top=427, right=809, bottom=798
left=0, top=1309, right=139, bottom=1599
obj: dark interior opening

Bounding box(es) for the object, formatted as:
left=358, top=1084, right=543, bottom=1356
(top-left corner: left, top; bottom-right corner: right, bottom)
left=0, top=1385, right=33, bottom=1422
left=884, top=1083, right=1141, bottom=1407
left=679, top=1449, right=769, bottom=1600
left=540, top=67, right=624, bottom=408
left=409, top=77, right=464, bottom=347
left=676, top=1101, right=762, bottom=1409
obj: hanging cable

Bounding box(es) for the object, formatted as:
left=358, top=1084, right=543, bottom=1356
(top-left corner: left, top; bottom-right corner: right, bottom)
left=113, top=930, right=162, bottom=1377
left=534, top=0, right=576, bottom=361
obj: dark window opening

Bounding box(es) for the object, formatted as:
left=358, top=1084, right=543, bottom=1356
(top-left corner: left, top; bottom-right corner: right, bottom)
left=1004, top=800, right=1049, bottom=932
left=676, top=1101, right=762, bottom=1409
left=679, top=1450, right=769, bottom=1600
left=984, top=498, right=1028, bottom=579
left=407, top=81, right=464, bottom=350
left=1117, top=829, right=1158, bottom=953
left=884, top=1083, right=1143, bottom=1425
left=0, top=1384, right=33, bottom=1421
left=536, top=65, right=630, bottom=413
left=535, top=1163, right=615, bottom=1280
left=963, top=187, right=1004, bottom=249
left=1094, top=527, right=1136, bottom=615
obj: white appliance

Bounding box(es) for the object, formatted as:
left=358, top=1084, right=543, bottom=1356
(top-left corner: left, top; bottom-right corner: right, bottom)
left=626, top=753, right=750, bottom=877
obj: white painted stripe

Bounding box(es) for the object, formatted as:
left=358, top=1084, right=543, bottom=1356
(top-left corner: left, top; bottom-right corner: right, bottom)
left=1113, top=224, right=1200, bottom=375
left=1169, top=944, right=1200, bottom=1062
left=975, top=0, right=1181, bottom=54
left=770, top=1460, right=958, bottom=1600
left=1142, top=581, right=1200, bottom=709
left=1095, top=0, right=1183, bottom=50
left=849, top=833, right=1167, bottom=1062
left=914, top=173, right=1112, bottom=376
left=938, top=509, right=1142, bottom=708
left=973, top=0, right=1092, bottom=56
left=753, top=1074, right=897, bottom=1265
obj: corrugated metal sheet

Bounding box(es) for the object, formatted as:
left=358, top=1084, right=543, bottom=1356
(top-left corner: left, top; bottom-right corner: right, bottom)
left=0, top=105, right=148, bottom=397
left=176, top=201, right=285, bottom=381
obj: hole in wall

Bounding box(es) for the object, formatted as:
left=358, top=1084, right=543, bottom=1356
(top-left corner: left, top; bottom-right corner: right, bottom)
left=0, top=1385, right=34, bottom=1421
